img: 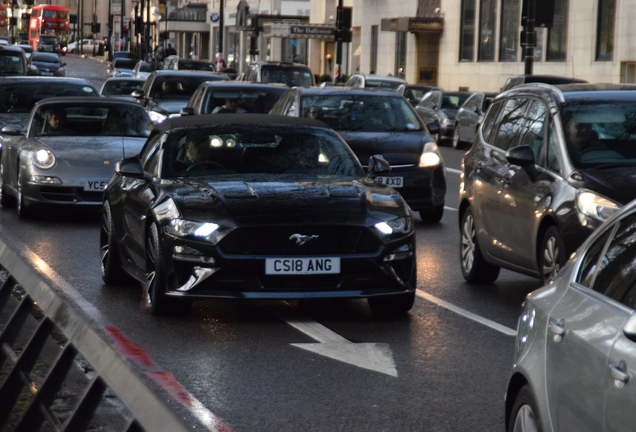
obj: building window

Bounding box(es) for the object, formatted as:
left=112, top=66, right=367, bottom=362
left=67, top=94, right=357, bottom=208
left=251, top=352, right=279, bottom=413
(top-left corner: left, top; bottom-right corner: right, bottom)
left=370, top=25, right=378, bottom=73
left=621, top=62, right=636, bottom=83
left=478, top=0, right=496, bottom=61
left=546, top=0, right=568, bottom=61
left=533, top=28, right=545, bottom=62
left=596, top=0, right=616, bottom=61
left=282, top=39, right=307, bottom=64
left=499, top=0, right=520, bottom=61
left=459, top=0, right=475, bottom=61
left=226, top=30, right=241, bottom=70
left=395, top=31, right=406, bottom=76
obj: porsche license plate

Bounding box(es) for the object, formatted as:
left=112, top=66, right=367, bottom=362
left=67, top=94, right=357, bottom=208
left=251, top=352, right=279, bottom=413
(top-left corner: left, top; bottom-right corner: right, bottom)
left=84, top=180, right=108, bottom=191
left=376, top=176, right=403, bottom=188
left=265, top=258, right=340, bottom=275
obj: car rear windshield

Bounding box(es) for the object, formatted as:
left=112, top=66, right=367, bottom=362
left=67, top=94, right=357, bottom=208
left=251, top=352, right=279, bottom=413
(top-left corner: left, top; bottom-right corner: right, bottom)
left=0, top=53, right=24, bottom=75
left=301, top=95, right=423, bottom=132
left=102, top=80, right=144, bottom=97
left=261, top=66, right=313, bottom=87
left=563, top=100, right=636, bottom=168
left=114, top=59, right=137, bottom=69
left=179, top=60, right=215, bottom=72
left=441, top=93, right=472, bottom=110
left=162, top=125, right=363, bottom=178
left=0, top=82, right=98, bottom=113
left=364, top=80, right=403, bottom=89
left=202, top=88, right=286, bottom=114
left=151, top=75, right=226, bottom=100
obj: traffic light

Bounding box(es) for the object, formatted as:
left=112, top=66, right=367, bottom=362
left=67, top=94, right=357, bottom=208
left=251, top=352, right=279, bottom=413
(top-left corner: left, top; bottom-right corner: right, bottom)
left=336, top=6, right=352, bottom=43
left=91, top=23, right=101, bottom=34
left=335, top=29, right=352, bottom=43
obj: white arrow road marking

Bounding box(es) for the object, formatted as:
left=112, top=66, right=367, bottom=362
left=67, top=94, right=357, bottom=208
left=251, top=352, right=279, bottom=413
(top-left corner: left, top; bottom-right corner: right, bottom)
left=274, top=308, right=398, bottom=377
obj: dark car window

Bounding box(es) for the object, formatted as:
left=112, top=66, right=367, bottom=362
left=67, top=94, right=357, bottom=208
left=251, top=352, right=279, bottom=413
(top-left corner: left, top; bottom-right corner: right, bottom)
left=31, top=53, right=60, bottom=64
left=519, top=100, right=548, bottom=161
left=151, top=75, right=222, bottom=100
left=578, top=229, right=614, bottom=288
left=491, top=98, right=529, bottom=151
left=480, top=100, right=503, bottom=143
left=140, top=132, right=163, bottom=175
left=202, top=88, right=285, bottom=114
left=102, top=80, right=144, bottom=97
left=0, top=82, right=97, bottom=114
left=546, top=122, right=562, bottom=172
left=0, top=52, right=25, bottom=75
left=462, top=93, right=482, bottom=113
left=364, top=79, right=403, bottom=89
left=261, top=66, right=313, bottom=87
left=113, top=59, right=137, bottom=69
left=441, top=93, right=471, bottom=110
left=301, top=95, right=422, bottom=132
left=588, top=214, right=636, bottom=308
left=162, top=126, right=364, bottom=178
left=178, top=60, right=215, bottom=72
left=562, top=101, right=636, bottom=168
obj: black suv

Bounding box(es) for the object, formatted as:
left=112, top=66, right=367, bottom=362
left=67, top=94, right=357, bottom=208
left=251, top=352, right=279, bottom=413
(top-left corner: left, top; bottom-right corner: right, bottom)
left=242, top=61, right=315, bottom=87
left=459, top=83, right=636, bottom=284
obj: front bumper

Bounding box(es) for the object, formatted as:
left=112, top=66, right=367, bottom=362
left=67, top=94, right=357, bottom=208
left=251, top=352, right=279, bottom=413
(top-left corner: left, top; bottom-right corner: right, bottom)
left=369, top=164, right=446, bottom=212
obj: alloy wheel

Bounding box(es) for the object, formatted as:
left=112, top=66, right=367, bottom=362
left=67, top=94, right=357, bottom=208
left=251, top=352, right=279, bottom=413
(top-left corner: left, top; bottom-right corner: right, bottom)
left=542, top=236, right=561, bottom=282
left=512, top=405, right=539, bottom=432
left=461, top=214, right=476, bottom=272
left=145, top=235, right=157, bottom=307
left=452, top=127, right=460, bottom=149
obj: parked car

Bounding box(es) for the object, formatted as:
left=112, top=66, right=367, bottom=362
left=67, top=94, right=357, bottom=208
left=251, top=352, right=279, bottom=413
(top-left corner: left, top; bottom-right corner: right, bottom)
left=0, top=98, right=151, bottom=218
left=100, top=77, right=145, bottom=100
left=28, top=52, right=66, bottom=77
left=459, top=83, right=636, bottom=284
left=506, top=197, right=636, bottom=432
left=101, top=114, right=416, bottom=315
left=37, top=35, right=60, bottom=54
left=107, top=58, right=137, bottom=78
left=67, top=39, right=102, bottom=54
left=182, top=82, right=288, bottom=115
left=414, top=90, right=473, bottom=144
left=132, top=70, right=230, bottom=123
left=162, top=55, right=216, bottom=72
left=131, top=60, right=153, bottom=79
left=241, top=61, right=315, bottom=87
left=451, top=91, right=497, bottom=149
left=270, top=87, right=446, bottom=222
left=399, top=84, right=443, bottom=106
left=345, top=73, right=407, bottom=90
left=502, top=74, right=588, bottom=92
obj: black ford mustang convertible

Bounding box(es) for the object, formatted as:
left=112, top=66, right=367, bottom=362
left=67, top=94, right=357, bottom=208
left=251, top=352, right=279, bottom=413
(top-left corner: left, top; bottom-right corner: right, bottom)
left=101, top=114, right=416, bottom=315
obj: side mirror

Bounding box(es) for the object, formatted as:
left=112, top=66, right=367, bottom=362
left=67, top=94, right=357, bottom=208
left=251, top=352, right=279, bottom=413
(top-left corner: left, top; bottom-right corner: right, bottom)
left=427, top=122, right=441, bottom=136
left=27, top=65, right=38, bottom=76
left=506, top=145, right=539, bottom=181
left=131, top=89, right=145, bottom=99
left=115, top=157, right=144, bottom=177
left=180, top=107, right=195, bottom=116
left=623, top=313, right=636, bottom=343
left=1, top=125, right=23, bottom=136
left=368, top=155, right=391, bottom=175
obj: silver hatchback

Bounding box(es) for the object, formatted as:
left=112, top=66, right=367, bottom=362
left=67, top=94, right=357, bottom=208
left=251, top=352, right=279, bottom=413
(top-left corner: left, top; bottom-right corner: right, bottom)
left=506, top=197, right=636, bottom=432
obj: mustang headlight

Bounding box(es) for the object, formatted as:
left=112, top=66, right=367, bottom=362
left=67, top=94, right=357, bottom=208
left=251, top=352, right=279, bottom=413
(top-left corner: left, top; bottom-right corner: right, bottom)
left=167, top=219, right=220, bottom=238
left=577, top=190, right=620, bottom=222
left=375, top=216, right=413, bottom=237
left=149, top=110, right=167, bottom=124
left=32, top=148, right=56, bottom=169
left=419, top=142, right=441, bottom=168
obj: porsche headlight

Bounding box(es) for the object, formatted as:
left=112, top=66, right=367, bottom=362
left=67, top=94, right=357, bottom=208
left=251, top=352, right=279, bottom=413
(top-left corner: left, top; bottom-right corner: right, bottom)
left=374, top=216, right=413, bottom=237
left=32, top=148, right=55, bottom=169
left=149, top=110, right=167, bottom=124
left=577, top=190, right=620, bottom=221
left=419, top=142, right=441, bottom=168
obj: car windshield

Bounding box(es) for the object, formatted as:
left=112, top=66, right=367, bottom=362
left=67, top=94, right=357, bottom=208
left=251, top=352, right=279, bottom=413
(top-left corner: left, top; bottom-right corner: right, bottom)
left=563, top=101, right=636, bottom=167
left=261, top=66, right=313, bottom=87
left=40, top=36, right=58, bottom=44
left=202, top=88, right=286, bottom=114
left=364, top=80, right=403, bottom=89
left=114, top=59, right=137, bottom=70
left=162, top=125, right=363, bottom=178
left=151, top=75, right=220, bottom=100
left=0, top=82, right=97, bottom=113
left=301, top=95, right=423, bottom=132
left=101, top=80, right=144, bottom=97
left=441, top=93, right=471, bottom=111
left=31, top=103, right=152, bottom=137
left=179, top=60, right=215, bottom=71
left=0, top=53, right=24, bottom=75
left=31, top=53, right=60, bottom=64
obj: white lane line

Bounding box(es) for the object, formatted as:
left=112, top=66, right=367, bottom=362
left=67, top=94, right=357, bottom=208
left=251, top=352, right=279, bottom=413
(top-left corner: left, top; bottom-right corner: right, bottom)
left=444, top=206, right=457, bottom=212
left=446, top=167, right=463, bottom=175
left=416, top=289, right=517, bottom=337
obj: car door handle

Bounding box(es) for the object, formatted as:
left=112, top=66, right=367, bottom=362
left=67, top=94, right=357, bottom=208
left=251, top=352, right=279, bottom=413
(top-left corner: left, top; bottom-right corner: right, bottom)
left=549, top=321, right=566, bottom=336
left=610, top=364, right=629, bottom=383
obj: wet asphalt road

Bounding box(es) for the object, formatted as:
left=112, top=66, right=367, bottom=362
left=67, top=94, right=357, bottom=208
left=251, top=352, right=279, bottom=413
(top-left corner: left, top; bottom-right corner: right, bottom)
left=0, top=55, right=543, bottom=432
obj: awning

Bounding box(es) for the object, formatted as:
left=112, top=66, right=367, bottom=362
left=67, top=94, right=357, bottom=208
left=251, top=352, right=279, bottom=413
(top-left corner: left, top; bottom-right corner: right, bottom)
left=263, top=23, right=336, bottom=40
left=380, top=17, right=444, bottom=33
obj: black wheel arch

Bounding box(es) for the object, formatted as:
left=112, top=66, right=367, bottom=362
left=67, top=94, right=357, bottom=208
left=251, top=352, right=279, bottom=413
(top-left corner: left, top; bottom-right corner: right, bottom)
left=505, top=372, right=530, bottom=429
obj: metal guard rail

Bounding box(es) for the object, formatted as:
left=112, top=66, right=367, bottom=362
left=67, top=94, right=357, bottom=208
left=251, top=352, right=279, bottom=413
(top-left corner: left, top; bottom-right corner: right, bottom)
left=0, top=236, right=191, bottom=432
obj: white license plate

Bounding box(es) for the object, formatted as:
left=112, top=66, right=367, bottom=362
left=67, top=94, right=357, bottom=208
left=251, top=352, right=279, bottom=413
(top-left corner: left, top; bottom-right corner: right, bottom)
left=41, top=72, right=53, bottom=75
left=265, top=257, right=340, bottom=275
left=375, top=176, right=403, bottom=188
left=84, top=180, right=108, bottom=191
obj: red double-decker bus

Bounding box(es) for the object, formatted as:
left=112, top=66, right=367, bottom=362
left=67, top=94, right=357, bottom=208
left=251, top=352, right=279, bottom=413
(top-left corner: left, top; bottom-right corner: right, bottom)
left=29, top=5, right=70, bottom=54
left=0, top=5, right=8, bottom=37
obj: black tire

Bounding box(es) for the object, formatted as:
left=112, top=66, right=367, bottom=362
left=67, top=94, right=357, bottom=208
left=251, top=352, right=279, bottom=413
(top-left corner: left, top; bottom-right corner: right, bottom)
left=539, top=226, right=566, bottom=284
left=419, top=205, right=444, bottom=223
left=17, top=170, right=31, bottom=219
left=145, top=222, right=191, bottom=316
left=452, top=126, right=462, bottom=149
left=100, top=202, right=132, bottom=285
left=508, top=385, right=543, bottom=432
left=368, top=291, right=415, bottom=314
left=0, top=164, right=15, bottom=208
left=460, top=208, right=500, bottom=283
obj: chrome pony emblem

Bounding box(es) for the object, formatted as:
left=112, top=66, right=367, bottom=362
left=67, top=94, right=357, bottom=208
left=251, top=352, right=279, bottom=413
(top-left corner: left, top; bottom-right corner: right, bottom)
left=290, top=234, right=319, bottom=246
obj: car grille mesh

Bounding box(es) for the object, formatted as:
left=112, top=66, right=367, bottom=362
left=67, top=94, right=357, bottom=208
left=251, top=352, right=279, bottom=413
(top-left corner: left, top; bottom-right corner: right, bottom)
left=219, top=225, right=381, bottom=255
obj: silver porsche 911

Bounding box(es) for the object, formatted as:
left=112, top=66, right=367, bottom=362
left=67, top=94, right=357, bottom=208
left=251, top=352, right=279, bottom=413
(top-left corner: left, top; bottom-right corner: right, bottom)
left=506, top=197, right=636, bottom=432
left=0, top=97, right=151, bottom=218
